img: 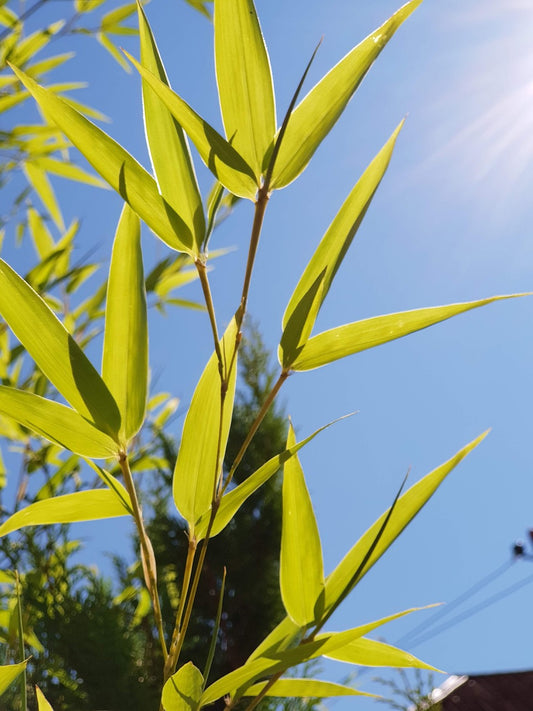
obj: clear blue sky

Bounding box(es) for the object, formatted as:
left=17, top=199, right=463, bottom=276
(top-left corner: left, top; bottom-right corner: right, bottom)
left=6, top=0, right=533, bottom=706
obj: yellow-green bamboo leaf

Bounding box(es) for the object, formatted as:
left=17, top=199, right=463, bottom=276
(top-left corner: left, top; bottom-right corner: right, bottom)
left=27, top=207, right=55, bottom=258
left=97, top=32, right=132, bottom=71
left=138, top=2, right=205, bottom=251
left=9, top=64, right=196, bottom=255
left=324, top=432, right=488, bottom=613
left=292, top=295, right=525, bottom=371
left=0, top=259, right=121, bottom=439
left=326, top=636, right=438, bottom=670
left=196, top=417, right=344, bottom=540
left=9, top=21, right=64, bottom=67
left=162, top=662, right=203, bottom=711
left=214, top=0, right=276, bottom=178
left=244, top=679, right=370, bottom=698
left=35, top=686, right=54, bottom=710
left=0, top=489, right=131, bottom=537
left=0, top=91, right=28, bottom=113
left=83, top=459, right=134, bottom=514
left=124, top=51, right=258, bottom=199
left=280, top=123, right=403, bottom=369
left=0, top=661, right=27, bottom=696
left=25, top=52, right=74, bottom=78
left=23, top=162, right=64, bottom=231
left=101, top=3, right=136, bottom=29
left=34, top=156, right=108, bottom=188
left=271, top=0, right=423, bottom=188
left=102, top=205, right=148, bottom=444
left=75, top=0, right=106, bottom=12
left=173, top=318, right=238, bottom=534
left=0, top=386, right=118, bottom=458
left=203, top=607, right=421, bottom=705
left=280, top=423, right=324, bottom=627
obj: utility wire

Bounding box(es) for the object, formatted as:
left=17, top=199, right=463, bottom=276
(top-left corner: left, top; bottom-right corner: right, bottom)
left=404, top=569, right=533, bottom=649
left=396, top=559, right=513, bottom=649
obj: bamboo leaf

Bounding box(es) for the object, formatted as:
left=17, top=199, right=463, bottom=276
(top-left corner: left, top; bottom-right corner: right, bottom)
left=23, top=162, right=64, bottom=231
left=9, top=64, right=196, bottom=256
left=0, top=661, right=27, bottom=696
left=97, top=32, right=132, bottom=72
left=326, top=636, right=438, bottom=670
left=291, top=295, right=526, bottom=371
left=27, top=207, right=55, bottom=258
left=324, top=432, right=488, bottom=613
left=101, top=3, right=137, bottom=29
left=195, top=417, right=345, bottom=540
left=138, top=2, right=205, bottom=251
left=270, top=0, right=423, bottom=188
left=34, top=156, right=108, bottom=188
left=35, top=686, right=54, bottom=711
left=0, top=386, right=118, bottom=458
left=162, top=662, right=203, bottom=711
left=0, top=489, right=132, bottom=537
left=244, top=678, right=370, bottom=698
left=102, top=205, right=148, bottom=444
left=173, top=318, right=238, bottom=534
left=280, top=123, right=403, bottom=369
left=0, top=259, right=121, bottom=439
left=280, top=422, right=324, bottom=627
left=214, top=0, right=276, bottom=178
left=124, top=51, right=258, bottom=199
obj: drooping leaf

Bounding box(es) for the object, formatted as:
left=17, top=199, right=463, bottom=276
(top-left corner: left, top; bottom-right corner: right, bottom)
left=35, top=686, right=54, bottom=711
left=9, top=64, right=196, bottom=255
left=0, top=661, right=27, bottom=696
left=102, top=205, right=148, bottom=444
left=214, top=0, right=276, bottom=178
left=0, top=489, right=132, bottom=537
left=138, top=2, right=205, bottom=252
left=270, top=0, right=423, bottom=188
left=0, top=386, right=118, bottom=458
left=280, top=123, right=403, bottom=369
left=124, top=51, right=258, bottom=199
left=326, top=636, right=438, bottom=670
left=173, top=318, right=238, bottom=535
left=195, top=417, right=346, bottom=540
left=291, top=295, right=526, bottom=371
left=324, top=432, right=488, bottom=613
left=162, top=662, right=203, bottom=711
left=244, top=678, right=370, bottom=698
left=23, top=162, right=64, bottom=231
left=0, top=259, right=121, bottom=439
left=97, top=32, right=132, bottom=71
left=280, top=423, right=324, bottom=627
left=33, top=156, right=108, bottom=188
left=27, top=207, right=55, bottom=258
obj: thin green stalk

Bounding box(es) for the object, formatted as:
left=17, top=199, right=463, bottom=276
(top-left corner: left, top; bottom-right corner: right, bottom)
left=238, top=187, right=269, bottom=328
left=203, top=567, right=226, bottom=687
left=15, top=571, right=26, bottom=711
left=239, top=670, right=285, bottom=711
left=196, top=259, right=224, bottom=376
left=164, top=538, right=197, bottom=682
left=223, top=369, right=289, bottom=494
left=119, top=453, right=168, bottom=661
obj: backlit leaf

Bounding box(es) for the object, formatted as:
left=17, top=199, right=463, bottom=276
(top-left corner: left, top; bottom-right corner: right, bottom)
left=34, top=156, right=108, bottom=188
left=0, top=259, right=121, bottom=439
left=195, top=417, right=344, bottom=540
left=0, top=386, right=118, bottom=458
left=0, top=661, right=27, bottom=696
left=280, top=423, right=324, bottom=627
left=102, top=205, right=148, bottom=444
left=138, top=2, right=205, bottom=251
left=270, top=0, right=423, bottom=188
left=35, top=686, right=54, bottom=710
left=173, top=318, right=238, bottom=534
left=280, top=123, right=403, bottom=369
left=162, top=662, right=203, bottom=711
left=124, top=51, right=258, bottom=199
left=10, top=65, right=196, bottom=255
left=326, top=636, right=437, bottom=670
left=324, top=432, right=488, bottom=613
left=23, top=162, right=64, bottom=230
left=244, top=678, right=370, bottom=698
left=0, top=489, right=132, bottom=537
left=292, top=296, right=525, bottom=371
left=214, top=0, right=276, bottom=178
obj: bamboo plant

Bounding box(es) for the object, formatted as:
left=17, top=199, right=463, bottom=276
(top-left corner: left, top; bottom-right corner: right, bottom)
left=0, top=0, right=526, bottom=708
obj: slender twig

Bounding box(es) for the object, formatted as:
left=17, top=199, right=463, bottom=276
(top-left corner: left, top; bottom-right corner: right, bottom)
left=119, top=452, right=168, bottom=661
left=15, top=571, right=27, bottom=711
left=0, top=0, right=49, bottom=42
left=238, top=187, right=269, bottom=328
left=164, top=537, right=197, bottom=681
left=195, top=259, right=224, bottom=374
left=239, top=670, right=285, bottom=711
